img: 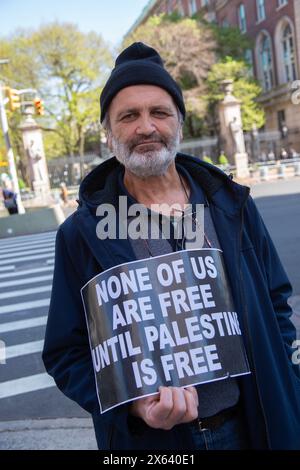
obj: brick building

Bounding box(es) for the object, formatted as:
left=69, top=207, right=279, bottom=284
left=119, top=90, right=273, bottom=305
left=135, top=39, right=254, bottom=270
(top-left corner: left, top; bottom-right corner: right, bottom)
left=128, top=0, right=300, bottom=152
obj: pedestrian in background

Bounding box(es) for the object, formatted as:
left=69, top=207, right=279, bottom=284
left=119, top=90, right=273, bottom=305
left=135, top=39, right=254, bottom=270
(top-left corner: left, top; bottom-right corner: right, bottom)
left=59, top=182, right=68, bottom=205
left=1, top=174, right=18, bottom=215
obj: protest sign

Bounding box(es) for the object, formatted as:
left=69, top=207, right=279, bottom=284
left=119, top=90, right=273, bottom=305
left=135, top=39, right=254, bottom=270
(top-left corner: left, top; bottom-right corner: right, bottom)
left=81, top=248, right=250, bottom=413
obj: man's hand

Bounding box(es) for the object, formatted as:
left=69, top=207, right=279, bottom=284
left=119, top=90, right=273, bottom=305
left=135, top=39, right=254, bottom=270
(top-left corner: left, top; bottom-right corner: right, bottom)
left=130, top=386, right=199, bottom=430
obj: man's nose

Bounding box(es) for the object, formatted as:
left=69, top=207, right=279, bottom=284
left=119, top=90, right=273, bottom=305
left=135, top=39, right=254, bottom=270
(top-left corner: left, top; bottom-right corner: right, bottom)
left=136, top=114, right=156, bottom=135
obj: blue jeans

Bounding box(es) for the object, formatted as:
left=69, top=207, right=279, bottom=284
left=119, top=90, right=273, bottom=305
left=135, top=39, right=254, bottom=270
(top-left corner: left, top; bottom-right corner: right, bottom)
left=189, top=413, right=250, bottom=450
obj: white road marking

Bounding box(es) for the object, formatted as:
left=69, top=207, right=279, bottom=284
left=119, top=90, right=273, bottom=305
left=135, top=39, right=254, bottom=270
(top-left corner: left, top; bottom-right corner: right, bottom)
left=0, top=238, right=56, bottom=250
left=0, top=316, right=47, bottom=333
left=0, top=266, right=53, bottom=279
left=0, top=285, right=52, bottom=300
left=0, top=275, right=53, bottom=288
left=0, top=253, right=54, bottom=265
left=0, top=232, right=56, bottom=248
left=0, top=298, right=50, bottom=315
left=0, top=373, right=55, bottom=399
left=0, top=247, right=55, bottom=260
left=0, top=266, right=15, bottom=272
left=5, top=340, right=44, bottom=359
left=0, top=242, right=55, bottom=255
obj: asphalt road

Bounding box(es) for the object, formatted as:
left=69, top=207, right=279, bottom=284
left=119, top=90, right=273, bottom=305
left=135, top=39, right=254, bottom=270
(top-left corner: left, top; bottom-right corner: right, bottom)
left=250, top=178, right=300, bottom=295
left=0, top=231, right=88, bottom=421
left=0, top=177, right=299, bottom=425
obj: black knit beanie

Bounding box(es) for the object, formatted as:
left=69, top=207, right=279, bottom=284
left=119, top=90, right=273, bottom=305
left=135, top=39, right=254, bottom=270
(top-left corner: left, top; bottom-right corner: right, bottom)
left=100, top=42, right=185, bottom=123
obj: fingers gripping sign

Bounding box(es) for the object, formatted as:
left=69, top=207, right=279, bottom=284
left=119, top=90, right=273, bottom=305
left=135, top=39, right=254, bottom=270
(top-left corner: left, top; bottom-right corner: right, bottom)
left=130, top=386, right=199, bottom=430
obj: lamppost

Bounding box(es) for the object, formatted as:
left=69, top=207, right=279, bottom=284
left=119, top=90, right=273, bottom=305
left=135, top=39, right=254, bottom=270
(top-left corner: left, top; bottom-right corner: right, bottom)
left=0, top=59, right=25, bottom=214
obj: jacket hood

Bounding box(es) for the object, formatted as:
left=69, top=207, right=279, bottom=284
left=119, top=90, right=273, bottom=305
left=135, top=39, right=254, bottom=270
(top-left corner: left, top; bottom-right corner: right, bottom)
left=77, top=153, right=250, bottom=215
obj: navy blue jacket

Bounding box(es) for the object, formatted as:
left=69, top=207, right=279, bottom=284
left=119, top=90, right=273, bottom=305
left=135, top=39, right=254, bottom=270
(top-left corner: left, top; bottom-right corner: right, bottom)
left=43, top=154, right=300, bottom=450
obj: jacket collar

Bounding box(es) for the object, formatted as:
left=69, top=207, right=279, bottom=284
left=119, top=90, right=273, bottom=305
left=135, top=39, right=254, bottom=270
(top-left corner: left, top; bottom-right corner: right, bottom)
left=78, top=153, right=250, bottom=217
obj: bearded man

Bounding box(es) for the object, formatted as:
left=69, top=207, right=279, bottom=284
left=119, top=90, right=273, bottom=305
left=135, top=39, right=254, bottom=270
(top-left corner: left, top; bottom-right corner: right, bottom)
left=43, top=43, right=300, bottom=450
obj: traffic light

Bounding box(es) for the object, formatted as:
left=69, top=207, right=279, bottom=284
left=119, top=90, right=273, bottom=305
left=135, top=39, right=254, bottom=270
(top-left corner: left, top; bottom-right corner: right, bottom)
left=34, top=98, right=44, bottom=115
left=6, top=87, right=21, bottom=112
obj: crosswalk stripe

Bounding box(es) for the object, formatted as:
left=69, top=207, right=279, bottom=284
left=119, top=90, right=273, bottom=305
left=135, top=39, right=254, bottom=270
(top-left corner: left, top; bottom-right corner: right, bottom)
left=0, top=247, right=55, bottom=260
left=0, top=266, right=53, bottom=279
left=6, top=340, right=44, bottom=359
left=0, top=298, right=50, bottom=315
left=0, top=242, right=55, bottom=255
left=0, top=238, right=56, bottom=251
left=0, top=232, right=56, bottom=248
left=0, top=316, right=47, bottom=333
left=0, top=252, right=54, bottom=266
left=0, top=275, right=53, bottom=288
left=0, top=266, right=15, bottom=272
left=0, top=230, right=56, bottom=241
left=0, top=285, right=52, bottom=300
left=0, top=373, right=55, bottom=399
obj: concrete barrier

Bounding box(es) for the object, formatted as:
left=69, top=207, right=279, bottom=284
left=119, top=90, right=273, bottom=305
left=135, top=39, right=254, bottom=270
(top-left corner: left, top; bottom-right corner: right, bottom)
left=277, top=164, right=286, bottom=179
left=260, top=166, right=269, bottom=181
left=294, top=162, right=300, bottom=177
left=0, top=205, right=65, bottom=239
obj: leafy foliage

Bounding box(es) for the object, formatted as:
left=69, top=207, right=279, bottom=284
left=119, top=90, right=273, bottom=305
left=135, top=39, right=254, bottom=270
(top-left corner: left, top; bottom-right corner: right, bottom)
left=124, top=14, right=216, bottom=138
left=205, top=57, right=265, bottom=131
left=0, top=22, right=112, bottom=162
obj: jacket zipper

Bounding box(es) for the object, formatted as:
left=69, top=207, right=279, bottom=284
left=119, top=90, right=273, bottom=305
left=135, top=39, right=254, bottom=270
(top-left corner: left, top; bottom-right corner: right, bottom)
left=238, top=189, right=271, bottom=448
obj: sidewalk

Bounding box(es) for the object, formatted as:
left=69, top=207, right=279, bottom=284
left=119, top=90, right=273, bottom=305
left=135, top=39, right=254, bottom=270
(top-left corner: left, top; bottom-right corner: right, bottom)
left=0, top=418, right=97, bottom=450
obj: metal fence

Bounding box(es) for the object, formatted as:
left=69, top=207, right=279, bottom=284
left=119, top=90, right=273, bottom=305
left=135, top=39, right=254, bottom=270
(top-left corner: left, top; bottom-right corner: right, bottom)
left=47, top=151, right=110, bottom=187
left=45, top=128, right=300, bottom=187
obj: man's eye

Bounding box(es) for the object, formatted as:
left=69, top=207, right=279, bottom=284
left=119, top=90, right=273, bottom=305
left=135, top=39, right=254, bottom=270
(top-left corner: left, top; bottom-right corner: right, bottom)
left=121, top=114, right=136, bottom=121
left=153, top=111, right=169, bottom=117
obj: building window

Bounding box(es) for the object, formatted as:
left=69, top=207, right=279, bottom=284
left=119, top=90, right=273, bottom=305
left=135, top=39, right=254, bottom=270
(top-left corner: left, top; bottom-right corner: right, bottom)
left=201, top=0, right=209, bottom=6
left=166, top=0, right=173, bottom=14
left=177, top=0, right=184, bottom=16
left=277, top=109, right=286, bottom=134
left=277, top=0, right=288, bottom=6
left=259, top=34, right=274, bottom=91
left=189, top=0, right=197, bottom=16
left=245, top=49, right=254, bottom=75
left=282, top=23, right=297, bottom=81
left=238, top=4, right=247, bottom=33
left=222, top=18, right=229, bottom=27
left=256, top=0, right=266, bottom=22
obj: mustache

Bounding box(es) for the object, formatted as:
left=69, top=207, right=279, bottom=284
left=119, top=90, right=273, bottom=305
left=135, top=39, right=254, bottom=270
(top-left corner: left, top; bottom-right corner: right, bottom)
left=129, top=134, right=167, bottom=152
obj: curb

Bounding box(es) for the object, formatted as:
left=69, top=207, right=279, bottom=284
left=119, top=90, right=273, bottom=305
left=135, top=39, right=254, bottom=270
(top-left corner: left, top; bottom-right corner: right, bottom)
left=0, top=418, right=97, bottom=450
left=0, top=205, right=65, bottom=238
left=0, top=417, right=94, bottom=432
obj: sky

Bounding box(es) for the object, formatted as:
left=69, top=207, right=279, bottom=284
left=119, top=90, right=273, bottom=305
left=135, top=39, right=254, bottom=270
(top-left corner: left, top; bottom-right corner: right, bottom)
left=0, top=0, right=150, bottom=46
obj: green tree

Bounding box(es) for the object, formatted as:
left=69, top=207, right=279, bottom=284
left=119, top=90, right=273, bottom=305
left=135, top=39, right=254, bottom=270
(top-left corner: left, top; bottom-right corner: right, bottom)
left=31, top=22, right=112, bottom=157
left=124, top=14, right=216, bottom=138
left=205, top=57, right=265, bottom=132
left=209, top=24, right=253, bottom=62
left=0, top=23, right=112, bottom=164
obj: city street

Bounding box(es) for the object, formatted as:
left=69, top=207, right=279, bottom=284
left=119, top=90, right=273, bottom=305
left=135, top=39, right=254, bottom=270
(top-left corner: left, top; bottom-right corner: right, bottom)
left=0, top=177, right=299, bottom=449
left=0, top=231, right=96, bottom=449
left=251, top=178, right=300, bottom=296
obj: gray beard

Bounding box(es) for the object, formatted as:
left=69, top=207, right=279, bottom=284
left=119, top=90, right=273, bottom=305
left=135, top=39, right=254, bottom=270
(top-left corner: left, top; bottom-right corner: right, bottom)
left=111, top=128, right=181, bottom=178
